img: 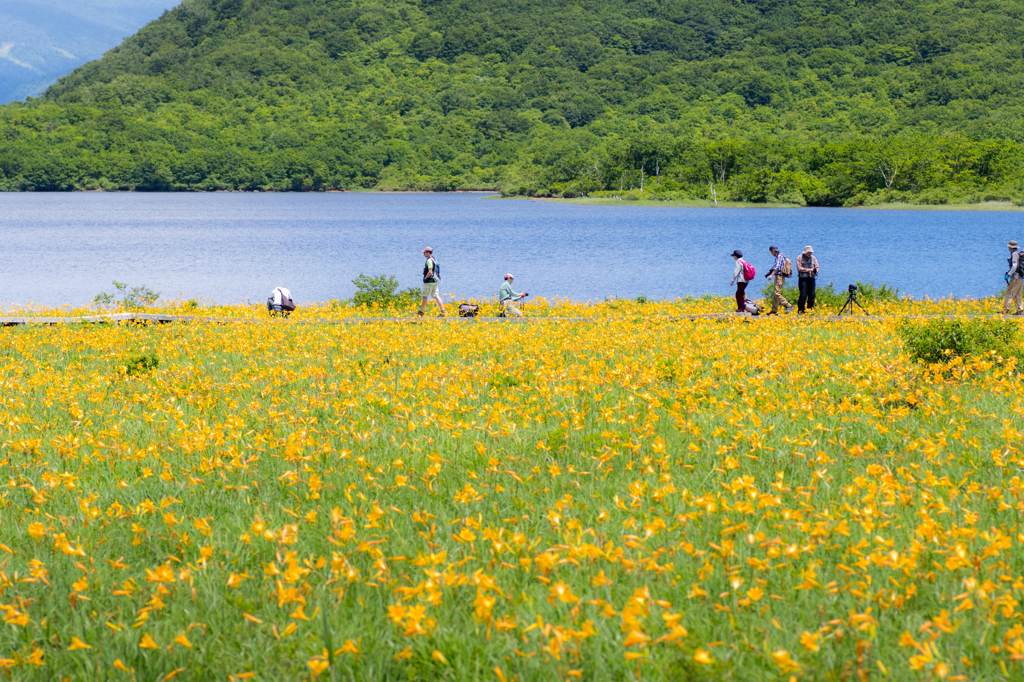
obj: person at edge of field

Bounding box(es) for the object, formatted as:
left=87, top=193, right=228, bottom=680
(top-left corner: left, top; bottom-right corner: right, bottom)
left=796, top=245, right=820, bottom=314
left=1003, top=240, right=1024, bottom=315
left=498, top=273, right=528, bottom=317
left=417, top=246, right=446, bottom=317
left=268, top=286, right=294, bottom=317
left=729, top=249, right=752, bottom=314
left=763, top=245, right=794, bottom=316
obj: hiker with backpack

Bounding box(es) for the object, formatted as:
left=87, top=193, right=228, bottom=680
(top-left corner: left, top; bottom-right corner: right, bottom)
left=729, top=250, right=755, bottom=314
left=1003, top=240, right=1024, bottom=315
left=764, top=245, right=794, bottom=316
left=796, top=245, right=820, bottom=313
left=267, top=286, right=295, bottom=317
left=417, top=246, right=446, bottom=317
left=498, top=273, right=528, bottom=317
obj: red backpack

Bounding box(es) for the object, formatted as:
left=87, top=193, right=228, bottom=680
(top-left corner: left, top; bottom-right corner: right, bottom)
left=741, top=260, right=755, bottom=280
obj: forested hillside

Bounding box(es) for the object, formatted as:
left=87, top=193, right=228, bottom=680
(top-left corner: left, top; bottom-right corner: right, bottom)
left=2, top=0, right=1024, bottom=204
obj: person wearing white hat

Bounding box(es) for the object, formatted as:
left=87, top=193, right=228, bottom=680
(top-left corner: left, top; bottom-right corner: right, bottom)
left=417, top=246, right=446, bottom=317
left=1003, top=240, right=1023, bottom=315
left=498, top=273, right=528, bottom=317
left=796, top=245, right=819, bottom=314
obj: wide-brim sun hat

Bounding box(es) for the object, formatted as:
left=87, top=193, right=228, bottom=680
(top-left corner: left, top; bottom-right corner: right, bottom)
left=730, top=250, right=743, bottom=258
left=1010, top=241, right=1019, bottom=249
left=803, top=245, right=814, bottom=254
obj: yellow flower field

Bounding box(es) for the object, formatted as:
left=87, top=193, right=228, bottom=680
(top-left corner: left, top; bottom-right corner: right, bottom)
left=1, top=300, right=1022, bottom=680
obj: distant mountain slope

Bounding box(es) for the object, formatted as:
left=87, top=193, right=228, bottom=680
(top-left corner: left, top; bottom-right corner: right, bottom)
left=2, top=0, right=1024, bottom=204
left=0, top=0, right=179, bottom=103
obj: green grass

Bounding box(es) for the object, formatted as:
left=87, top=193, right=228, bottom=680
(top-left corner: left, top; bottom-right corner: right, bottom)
left=544, top=197, right=804, bottom=209
left=853, top=201, right=1024, bottom=211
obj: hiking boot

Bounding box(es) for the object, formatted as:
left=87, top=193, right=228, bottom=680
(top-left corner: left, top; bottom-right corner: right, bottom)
left=764, top=311, right=777, bottom=316
left=415, top=311, right=424, bottom=317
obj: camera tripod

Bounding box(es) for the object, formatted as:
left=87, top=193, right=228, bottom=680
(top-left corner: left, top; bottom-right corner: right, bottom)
left=838, top=286, right=869, bottom=316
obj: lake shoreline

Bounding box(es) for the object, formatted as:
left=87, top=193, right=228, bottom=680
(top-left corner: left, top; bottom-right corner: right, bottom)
left=14, top=189, right=1024, bottom=210
left=538, top=197, right=1024, bottom=211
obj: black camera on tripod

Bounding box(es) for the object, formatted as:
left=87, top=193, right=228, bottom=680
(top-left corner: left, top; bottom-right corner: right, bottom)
left=839, top=283, right=868, bottom=315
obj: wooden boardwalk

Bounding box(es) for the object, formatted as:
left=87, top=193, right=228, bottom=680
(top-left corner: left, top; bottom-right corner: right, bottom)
left=0, top=312, right=1004, bottom=326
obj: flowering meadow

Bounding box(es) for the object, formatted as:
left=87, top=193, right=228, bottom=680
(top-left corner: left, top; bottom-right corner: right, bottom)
left=1, top=299, right=1023, bottom=681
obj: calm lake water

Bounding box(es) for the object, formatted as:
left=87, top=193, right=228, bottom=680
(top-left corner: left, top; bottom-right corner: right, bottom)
left=1, top=192, right=1020, bottom=307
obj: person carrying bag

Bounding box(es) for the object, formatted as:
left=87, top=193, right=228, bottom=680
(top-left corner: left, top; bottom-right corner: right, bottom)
left=796, top=246, right=819, bottom=314
left=267, top=286, right=295, bottom=317
left=729, top=249, right=754, bottom=314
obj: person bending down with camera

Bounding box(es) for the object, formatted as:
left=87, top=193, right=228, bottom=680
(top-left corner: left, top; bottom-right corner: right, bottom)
left=267, top=286, right=295, bottom=317
left=499, top=273, right=528, bottom=317
left=796, top=246, right=819, bottom=314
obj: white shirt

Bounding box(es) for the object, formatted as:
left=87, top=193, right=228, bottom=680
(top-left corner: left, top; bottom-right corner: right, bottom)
left=271, top=287, right=292, bottom=304
left=732, top=260, right=750, bottom=283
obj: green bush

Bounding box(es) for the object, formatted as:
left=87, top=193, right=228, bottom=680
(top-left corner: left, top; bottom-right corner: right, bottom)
left=125, top=354, right=159, bottom=376
left=898, top=318, right=1023, bottom=365
left=759, top=279, right=899, bottom=310
left=351, top=273, right=420, bottom=308
left=93, top=281, right=160, bottom=310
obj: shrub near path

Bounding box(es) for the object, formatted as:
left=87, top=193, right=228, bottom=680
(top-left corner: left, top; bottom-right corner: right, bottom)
left=1, top=315, right=1023, bottom=680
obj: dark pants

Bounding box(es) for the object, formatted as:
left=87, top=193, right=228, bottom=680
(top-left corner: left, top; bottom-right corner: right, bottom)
left=798, top=278, right=816, bottom=312
left=735, top=282, right=748, bottom=312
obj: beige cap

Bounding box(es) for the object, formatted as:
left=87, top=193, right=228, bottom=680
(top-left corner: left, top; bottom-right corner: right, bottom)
left=803, top=245, right=814, bottom=254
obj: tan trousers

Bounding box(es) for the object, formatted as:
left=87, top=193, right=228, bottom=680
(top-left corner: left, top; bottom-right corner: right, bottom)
left=501, top=300, right=523, bottom=317
left=771, top=275, right=793, bottom=313
left=1004, top=277, right=1023, bottom=313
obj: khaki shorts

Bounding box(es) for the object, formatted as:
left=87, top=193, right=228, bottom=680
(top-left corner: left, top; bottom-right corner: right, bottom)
left=421, top=282, right=440, bottom=299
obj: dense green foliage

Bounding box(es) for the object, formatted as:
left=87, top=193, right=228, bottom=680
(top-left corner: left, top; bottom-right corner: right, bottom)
left=350, top=273, right=420, bottom=307
left=92, top=280, right=161, bottom=310
left=4, top=0, right=1024, bottom=203
left=898, top=317, right=1024, bottom=364
left=760, top=279, right=900, bottom=309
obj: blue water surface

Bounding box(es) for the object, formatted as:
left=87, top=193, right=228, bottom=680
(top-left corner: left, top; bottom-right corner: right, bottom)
left=1, top=192, right=1021, bottom=307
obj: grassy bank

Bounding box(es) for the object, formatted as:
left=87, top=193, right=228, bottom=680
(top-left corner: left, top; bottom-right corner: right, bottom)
left=1, top=303, right=1023, bottom=680
left=540, top=197, right=1024, bottom=211
left=854, top=201, right=1024, bottom=211
left=0, top=293, right=1010, bottom=321
left=540, top=197, right=802, bottom=209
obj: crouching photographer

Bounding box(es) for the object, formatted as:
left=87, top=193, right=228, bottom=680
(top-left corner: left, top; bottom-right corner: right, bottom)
left=498, top=273, right=529, bottom=318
